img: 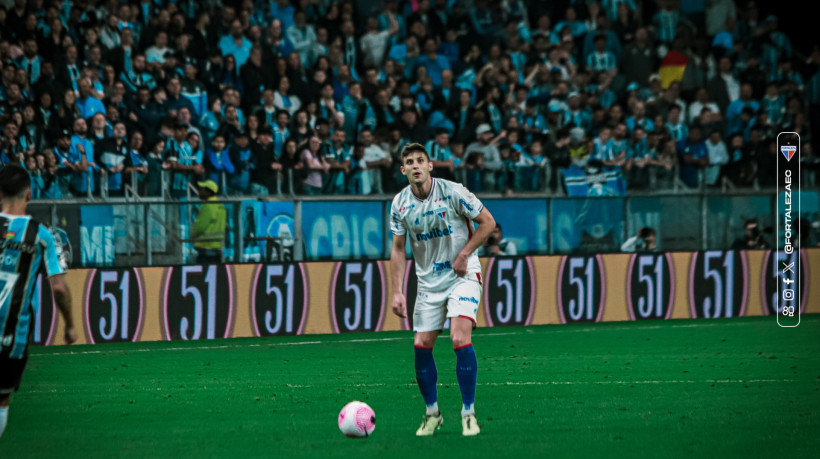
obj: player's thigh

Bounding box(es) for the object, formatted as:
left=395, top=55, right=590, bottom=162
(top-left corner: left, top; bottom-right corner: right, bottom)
left=446, top=277, right=482, bottom=347
left=445, top=276, right=482, bottom=325
left=412, top=290, right=449, bottom=335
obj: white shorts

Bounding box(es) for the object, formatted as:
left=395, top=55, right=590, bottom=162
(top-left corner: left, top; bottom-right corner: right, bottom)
left=413, top=274, right=483, bottom=333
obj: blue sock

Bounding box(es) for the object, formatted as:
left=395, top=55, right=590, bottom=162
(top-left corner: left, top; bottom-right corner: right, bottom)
left=455, top=344, right=477, bottom=415
left=414, top=346, right=438, bottom=410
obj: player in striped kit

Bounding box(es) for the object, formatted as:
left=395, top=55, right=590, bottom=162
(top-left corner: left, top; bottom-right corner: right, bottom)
left=389, top=143, right=496, bottom=436
left=0, top=165, right=77, bottom=438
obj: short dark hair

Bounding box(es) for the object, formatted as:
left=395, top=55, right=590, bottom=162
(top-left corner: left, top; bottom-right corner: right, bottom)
left=638, top=227, right=656, bottom=238
left=0, top=164, right=31, bottom=199
left=400, top=143, right=429, bottom=162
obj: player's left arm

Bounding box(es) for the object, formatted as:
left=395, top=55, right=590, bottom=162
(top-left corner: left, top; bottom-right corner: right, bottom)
left=453, top=207, right=495, bottom=276
left=41, top=226, right=78, bottom=344
left=50, top=274, right=78, bottom=344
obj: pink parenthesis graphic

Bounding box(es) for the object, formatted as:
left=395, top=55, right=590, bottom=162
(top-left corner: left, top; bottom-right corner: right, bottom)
left=162, top=265, right=235, bottom=339
left=556, top=255, right=606, bottom=324
left=251, top=263, right=310, bottom=336
left=482, top=257, right=537, bottom=327
left=688, top=251, right=748, bottom=318
left=625, top=253, right=676, bottom=321
left=84, top=268, right=145, bottom=344
left=330, top=262, right=386, bottom=333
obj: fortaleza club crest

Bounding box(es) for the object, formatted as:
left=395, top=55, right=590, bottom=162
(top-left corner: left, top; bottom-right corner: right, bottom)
left=781, top=145, right=796, bottom=161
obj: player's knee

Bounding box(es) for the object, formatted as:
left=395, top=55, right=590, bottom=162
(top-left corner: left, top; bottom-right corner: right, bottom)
left=414, top=332, right=438, bottom=348
left=450, top=331, right=471, bottom=349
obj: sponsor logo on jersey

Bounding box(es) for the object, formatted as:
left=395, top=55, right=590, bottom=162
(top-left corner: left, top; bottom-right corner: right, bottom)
left=0, top=238, right=36, bottom=253
left=416, top=225, right=454, bottom=242
left=433, top=196, right=451, bottom=202
left=460, top=199, right=474, bottom=212
left=417, top=208, right=448, bottom=220
left=4, top=232, right=14, bottom=239
left=399, top=204, right=416, bottom=213
left=432, top=261, right=452, bottom=273
left=458, top=296, right=479, bottom=305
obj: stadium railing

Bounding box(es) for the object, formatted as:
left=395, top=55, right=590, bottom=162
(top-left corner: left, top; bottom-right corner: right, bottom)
left=27, top=186, right=817, bottom=268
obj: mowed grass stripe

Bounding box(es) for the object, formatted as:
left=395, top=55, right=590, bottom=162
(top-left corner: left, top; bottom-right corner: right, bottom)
left=3, top=316, right=818, bottom=458
left=32, top=317, right=780, bottom=357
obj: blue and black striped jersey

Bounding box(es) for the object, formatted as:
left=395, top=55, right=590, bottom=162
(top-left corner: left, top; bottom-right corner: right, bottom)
left=0, top=213, right=66, bottom=359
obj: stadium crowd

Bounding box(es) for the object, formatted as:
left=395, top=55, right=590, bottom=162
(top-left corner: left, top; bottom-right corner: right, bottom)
left=0, top=0, right=818, bottom=199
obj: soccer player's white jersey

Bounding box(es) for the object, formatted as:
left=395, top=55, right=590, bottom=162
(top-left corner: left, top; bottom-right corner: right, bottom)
left=391, top=178, right=484, bottom=292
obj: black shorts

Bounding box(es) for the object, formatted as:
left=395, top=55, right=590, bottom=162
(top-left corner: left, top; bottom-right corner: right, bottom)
left=0, top=354, right=28, bottom=395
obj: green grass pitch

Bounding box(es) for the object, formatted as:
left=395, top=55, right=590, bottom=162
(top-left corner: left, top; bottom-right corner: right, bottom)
left=2, top=315, right=819, bottom=458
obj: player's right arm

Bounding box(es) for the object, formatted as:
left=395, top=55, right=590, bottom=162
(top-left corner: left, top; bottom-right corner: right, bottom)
left=390, top=233, right=407, bottom=318
left=389, top=198, right=407, bottom=318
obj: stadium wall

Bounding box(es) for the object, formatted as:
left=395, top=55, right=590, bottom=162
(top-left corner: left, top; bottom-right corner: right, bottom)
left=32, top=249, right=818, bottom=346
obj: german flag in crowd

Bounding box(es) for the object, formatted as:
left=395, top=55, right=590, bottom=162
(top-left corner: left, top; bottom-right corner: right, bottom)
left=658, top=51, right=689, bottom=89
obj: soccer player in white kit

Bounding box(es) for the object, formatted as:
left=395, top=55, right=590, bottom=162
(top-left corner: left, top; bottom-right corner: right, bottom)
left=389, top=143, right=496, bottom=436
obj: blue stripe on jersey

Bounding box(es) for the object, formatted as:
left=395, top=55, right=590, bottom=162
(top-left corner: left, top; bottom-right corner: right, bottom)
left=0, top=214, right=64, bottom=359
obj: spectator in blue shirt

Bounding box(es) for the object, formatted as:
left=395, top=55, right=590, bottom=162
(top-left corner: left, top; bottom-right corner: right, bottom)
left=219, top=20, right=254, bottom=68
left=665, top=105, right=689, bottom=143
left=67, top=117, right=98, bottom=195
left=76, top=78, right=106, bottom=119
left=414, top=38, right=452, bottom=87
left=555, top=7, right=587, bottom=38
left=437, top=29, right=460, bottom=67
left=228, top=130, right=254, bottom=194
left=266, top=19, right=295, bottom=58
left=204, top=134, right=235, bottom=186
left=123, top=131, right=149, bottom=195
left=586, top=34, right=618, bottom=73
left=653, top=1, right=680, bottom=44
left=166, top=77, right=196, bottom=116
left=95, top=121, right=129, bottom=196
left=726, top=83, right=759, bottom=136
left=677, top=126, right=709, bottom=188
left=270, top=0, right=296, bottom=31
left=40, top=152, right=63, bottom=200
left=164, top=122, right=204, bottom=197
left=625, top=101, right=654, bottom=134
left=388, top=35, right=420, bottom=72
left=14, top=38, right=43, bottom=85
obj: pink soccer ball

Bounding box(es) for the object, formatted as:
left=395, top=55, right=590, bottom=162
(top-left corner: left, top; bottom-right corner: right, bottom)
left=338, top=401, right=376, bottom=438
